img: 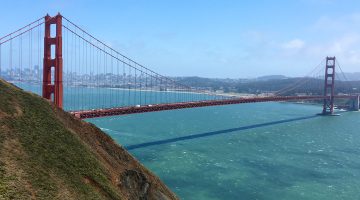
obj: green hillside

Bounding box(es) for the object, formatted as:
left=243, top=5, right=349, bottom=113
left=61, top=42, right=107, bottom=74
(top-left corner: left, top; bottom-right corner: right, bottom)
left=0, top=79, right=177, bottom=200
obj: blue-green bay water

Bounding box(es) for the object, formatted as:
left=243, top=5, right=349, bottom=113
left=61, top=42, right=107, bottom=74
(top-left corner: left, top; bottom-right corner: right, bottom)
left=87, top=102, right=360, bottom=200
left=14, top=83, right=360, bottom=199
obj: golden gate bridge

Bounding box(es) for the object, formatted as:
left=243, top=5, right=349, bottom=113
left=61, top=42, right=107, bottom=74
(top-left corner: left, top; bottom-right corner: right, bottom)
left=0, top=13, right=359, bottom=119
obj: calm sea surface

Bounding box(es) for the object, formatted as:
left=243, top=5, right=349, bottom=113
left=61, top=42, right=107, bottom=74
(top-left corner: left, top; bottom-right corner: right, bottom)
left=17, top=83, right=360, bottom=200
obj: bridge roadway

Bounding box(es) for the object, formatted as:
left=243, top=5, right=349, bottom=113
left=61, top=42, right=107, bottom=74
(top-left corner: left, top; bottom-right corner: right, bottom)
left=70, top=95, right=358, bottom=119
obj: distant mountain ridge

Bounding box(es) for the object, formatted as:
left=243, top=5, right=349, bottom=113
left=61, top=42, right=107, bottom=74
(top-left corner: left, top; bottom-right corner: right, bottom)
left=254, top=75, right=288, bottom=81
left=340, top=72, right=360, bottom=81
left=174, top=73, right=360, bottom=94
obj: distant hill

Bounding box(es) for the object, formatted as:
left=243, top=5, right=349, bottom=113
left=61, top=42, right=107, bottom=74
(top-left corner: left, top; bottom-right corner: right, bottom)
left=174, top=76, right=237, bottom=90
left=173, top=75, right=360, bottom=94
left=235, top=77, right=360, bottom=94
left=174, top=75, right=290, bottom=89
left=340, top=72, right=360, bottom=81
left=254, top=75, right=288, bottom=81
left=0, top=79, right=177, bottom=200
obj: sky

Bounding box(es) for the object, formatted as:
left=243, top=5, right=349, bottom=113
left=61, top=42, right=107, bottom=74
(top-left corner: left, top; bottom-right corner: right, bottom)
left=1, top=0, right=360, bottom=78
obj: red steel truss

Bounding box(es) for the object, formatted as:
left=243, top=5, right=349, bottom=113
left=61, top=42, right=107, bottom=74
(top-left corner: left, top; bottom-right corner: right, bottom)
left=70, top=95, right=357, bottom=119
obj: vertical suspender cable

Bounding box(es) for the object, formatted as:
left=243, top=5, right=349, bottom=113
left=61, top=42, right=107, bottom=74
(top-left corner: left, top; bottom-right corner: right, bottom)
left=78, top=29, right=81, bottom=110
left=133, top=64, right=136, bottom=105
left=82, top=31, right=85, bottom=110
left=77, top=29, right=80, bottom=110
left=140, top=70, right=142, bottom=105
left=151, top=73, right=153, bottom=104
left=0, top=43, right=2, bottom=78
left=154, top=73, right=157, bottom=104
left=116, top=55, right=119, bottom=106
left=19, top=34, right=22, bottom=82
left=128, top=64, right=131, bottom=106
left=123, top=62, right=125, bottom=106
left=91, top=38, right=95, bottom=108
left=111, top=49, right=114, bottom=107
left=74, top=28, right=78, bottom=109
left=71, top=27, right=75, bottom=109
left=29, top=26, right=31, bottom=82
left=160, top=78, right=162, bottom=103
left=66, top=22, right=69, bottom=109
left=97, top=42, right=100, bottom=109
left=38, top=21, right=41, bottom=92
left=145, top=71, right=147, bottom=105
left=103, top=44, right=106, bottom=108
left=90, top=37, right=93, bottom=108
left=83, top=31, right=86, bottom=110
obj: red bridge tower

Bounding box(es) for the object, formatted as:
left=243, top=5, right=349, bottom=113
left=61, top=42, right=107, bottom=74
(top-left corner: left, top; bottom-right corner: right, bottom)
left=322, top=56, right=336, bottom=115
left=42, top=13, right=63, bottom=108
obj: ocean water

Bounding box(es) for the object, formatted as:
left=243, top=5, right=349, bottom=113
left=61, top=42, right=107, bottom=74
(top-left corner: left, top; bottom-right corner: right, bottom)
left=14, top=83, right=360, bottom=199
left=87, top=102, right=360, bottom=200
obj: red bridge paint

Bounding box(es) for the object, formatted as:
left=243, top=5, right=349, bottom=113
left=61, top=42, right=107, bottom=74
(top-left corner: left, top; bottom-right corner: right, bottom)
left=42, top=14, right=63, bottom=108
left=322, top=57, right=336, bottom=114
left=70, top=95, right=357, bottom=119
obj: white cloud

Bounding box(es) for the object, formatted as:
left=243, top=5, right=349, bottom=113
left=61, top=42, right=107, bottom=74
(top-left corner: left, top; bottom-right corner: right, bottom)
left=329, top=34, right=360, bottom=54
left=274, top=12, right=360, bottom=73
left=282, top=39, right=305, bottom=49
left=302, top=34, right=360, bottom=64
left=311, top=13, right=360, bottom=33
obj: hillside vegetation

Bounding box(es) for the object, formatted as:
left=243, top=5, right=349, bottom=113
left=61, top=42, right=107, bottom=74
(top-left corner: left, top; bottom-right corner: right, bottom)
left=0, top=79, right=177, bottom=200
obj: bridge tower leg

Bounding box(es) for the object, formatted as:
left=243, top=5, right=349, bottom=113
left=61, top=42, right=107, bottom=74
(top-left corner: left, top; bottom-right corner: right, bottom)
left=350, top=95, right=359, bottom=111
left=42, top=13, right=63, bottom=108
left=322, top=56, right=336, bottom=115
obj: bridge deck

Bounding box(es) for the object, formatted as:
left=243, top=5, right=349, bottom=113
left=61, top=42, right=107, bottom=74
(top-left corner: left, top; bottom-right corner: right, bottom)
left=70, top=95, right=356, bottom=119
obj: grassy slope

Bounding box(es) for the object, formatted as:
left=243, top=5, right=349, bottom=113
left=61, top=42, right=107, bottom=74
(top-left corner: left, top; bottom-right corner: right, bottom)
left=0, top=79, right=177, bottom=200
